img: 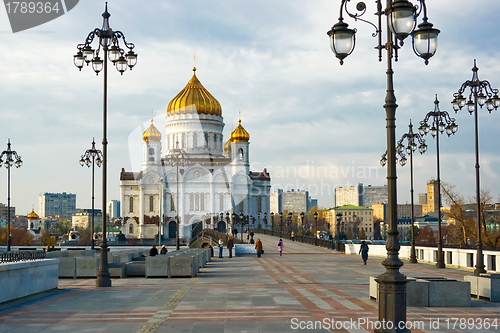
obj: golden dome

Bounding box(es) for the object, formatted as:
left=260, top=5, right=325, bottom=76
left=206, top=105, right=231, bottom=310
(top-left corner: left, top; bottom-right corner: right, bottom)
left=143, top=119, right=162, bottom=142
left=167, top=67, right=222, bottom=117
left=230, top=119, right=250, bottom=142
left=27, top=209, right=39, bottom=220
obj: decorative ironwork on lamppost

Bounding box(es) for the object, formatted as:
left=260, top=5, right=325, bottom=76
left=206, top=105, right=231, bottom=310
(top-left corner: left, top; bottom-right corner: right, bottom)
left=80, top=138, right=103, bottom=250
left=74, top=2, right=137, bottom=288
left=0, top=139, right=22, bottom=252
left=418, top=96, right=458, bottom=269
left=165, top=141, right=191, bottom=250
left=452, top=60, right=500, bottom=276
left=327, top=0, right=440, bottom=329
left=382, top=120, right=427, bottom=263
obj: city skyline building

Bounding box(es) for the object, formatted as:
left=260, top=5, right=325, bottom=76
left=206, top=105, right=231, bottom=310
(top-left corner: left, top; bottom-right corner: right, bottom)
left=38, top=192, right=76, bottom=219
left=108, top=200, right=120, bottom=220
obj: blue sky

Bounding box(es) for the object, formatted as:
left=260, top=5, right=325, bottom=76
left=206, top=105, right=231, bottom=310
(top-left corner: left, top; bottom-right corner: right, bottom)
left=0, top=0, right=499, bottom=215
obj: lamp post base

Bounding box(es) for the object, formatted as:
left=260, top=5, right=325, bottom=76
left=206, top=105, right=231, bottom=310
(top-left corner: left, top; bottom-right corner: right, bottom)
left=375, top=272, right=409, bottom=333
left=435, top=261, right=445, bottom=269
left=96, top=242, right=111, bottom=287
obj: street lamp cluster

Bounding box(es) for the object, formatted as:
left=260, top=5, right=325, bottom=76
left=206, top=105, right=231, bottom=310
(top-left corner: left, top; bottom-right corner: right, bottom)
left=418, top=96, right=458, bottom=268
left=164, top=141, right=191, bottom=251
left=382, top=120, right=427, bottom=263
left=327, top=0, right=440, bottom=329
left=452, top=60, right=500, bottom=276
left=80, top=139, right=103, bottom=250
left=0, top=140, right=23, bottom=252
left=74, top=3, right=137, bottom=288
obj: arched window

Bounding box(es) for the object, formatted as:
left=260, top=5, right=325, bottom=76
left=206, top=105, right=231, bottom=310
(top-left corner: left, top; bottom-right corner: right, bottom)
left=129, top=223, right=134, bottom=234
left=129, top=197, right=134, bottom=213
left=257, top=197, right=262, bottom=212
left=195, top=194, right=200, bottom=211
left=212, top=133, right=217, bottom=149
left=204, top=133, right=209, bottom=148
left=193, top=133, right=197, bottom=148
left=149, top=148, right=155, bottom=162
left=190, top=194, right=194, bottom=211
left=149, top=195, right=154, bottom=212
left=200, top=194, right=204, bottom=211
left=237, top=148, right=244, bottom=161
left=239, top=199, right=243, bottom=213
left=170, top=194, right=175, bottom=212
left=182, top=133, right=187, bottom=148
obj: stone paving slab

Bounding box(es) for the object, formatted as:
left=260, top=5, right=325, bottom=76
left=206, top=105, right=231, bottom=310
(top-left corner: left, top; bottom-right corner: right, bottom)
left=1, top=234, right=500, bottom=332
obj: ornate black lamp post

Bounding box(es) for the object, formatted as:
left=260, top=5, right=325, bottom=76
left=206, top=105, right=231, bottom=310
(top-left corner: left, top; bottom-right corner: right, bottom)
left=271, top=212, right=275, bottom=235
left=327, top=0, right=439, bottom=329
left=288, top=212, right=293, bottom=235
left=382, top=120, right=427, bottom=263
left=263, top=212, right=267, bottom=230
left=418, top=96, right=458, bottom=268
left=452, top=60, right=500, bottom=275
left=279, top=212, right=283, bottom=234
left=0, top=139, right=22, bottom=252
left=74, top=3, right=137, bottom=288
left=300, top=212, right=305, bottom=233
left=80, top=138, right=103, bottom=250
left=314, top=211, right=318, bottom=245
left=165, top=142, right=190, bottom=250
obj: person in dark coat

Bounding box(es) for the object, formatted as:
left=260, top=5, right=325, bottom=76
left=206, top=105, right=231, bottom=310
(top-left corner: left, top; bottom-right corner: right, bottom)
left=359, top=241, right=369, bottom=265
left=150, top=245, right=158, bottom=256
left=160, top=245, right=168, bottom=254
left=227, top=237, right=234, bottom=258
left=255, top=238, right=263, bottom=258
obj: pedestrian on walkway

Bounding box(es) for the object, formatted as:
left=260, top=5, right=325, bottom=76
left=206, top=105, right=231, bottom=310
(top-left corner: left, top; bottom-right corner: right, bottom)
left=277, top=239, right=284, bottom=256
left=246, top=228, right=250, bottom=240
left=218, top=237, right=224, bottom=258
left=160, top=245, right=168, bottom=254
left=291, top=231, right=295, bottom=242
left=249, top=236, right=254, bottom=244
left=227, top=237, right=234, bottom=258
left=359, top=240, right=369, bottom=265
left=150, top=245, right=158, bottom=256
left=255, top=238, right=263, bottom=258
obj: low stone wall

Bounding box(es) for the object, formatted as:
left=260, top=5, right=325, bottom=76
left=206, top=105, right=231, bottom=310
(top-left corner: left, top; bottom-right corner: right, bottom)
left=370, top=276, right=471, bottom=307
left=235, top=244, right=257, bottom=254
left=0, top=259, right=59, bottom=304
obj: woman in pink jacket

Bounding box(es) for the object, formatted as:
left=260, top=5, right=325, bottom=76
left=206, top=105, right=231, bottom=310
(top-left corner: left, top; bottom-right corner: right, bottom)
left=277, top=239, right=284, bottom=256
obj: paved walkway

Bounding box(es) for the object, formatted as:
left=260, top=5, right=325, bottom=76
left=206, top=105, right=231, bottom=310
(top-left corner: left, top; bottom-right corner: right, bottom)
left=1, top=234, right=500, bottom=333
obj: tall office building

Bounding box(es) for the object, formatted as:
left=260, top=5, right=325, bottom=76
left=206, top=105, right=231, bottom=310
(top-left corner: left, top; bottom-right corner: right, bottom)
left=363, top=185, right=388, bottom=207
left=39, top=192, right=76, bottom=218
left=108, top=200, right=121, bottom=219
left=282, top=189, right=311, bottom=213
left=335, top=184, right=363, bottom=207
left=426, top=180, right=439, bottom=213
left=270, top=189, right=283, bottom=214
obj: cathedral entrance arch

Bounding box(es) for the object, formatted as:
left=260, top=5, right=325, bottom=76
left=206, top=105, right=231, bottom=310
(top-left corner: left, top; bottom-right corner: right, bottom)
left=191, top=221, right=202, bottom=239
left=217, top=221, right=226, bottom=233
left=167, top=221, right=176, bottom=239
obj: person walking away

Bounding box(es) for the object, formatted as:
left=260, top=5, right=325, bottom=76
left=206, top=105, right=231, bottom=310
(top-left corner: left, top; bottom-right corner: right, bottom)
left=227, top=237, right=234, bottom=258
left=218, top=237, right=224, bottom=258
left=277, top=239, right=284, bottom=256
left=249, top=236, right=255, bottom=244
left=359, top=241, right=369, bottom=265
left=246, top=228, right=250, bottom=240
left=150, top=245, right=158, bottom=256
left=291, top=231, right=295, bottom=242
left=255, top=238, right=263, bottom=258
left=160, top=245, right=168, bottom=254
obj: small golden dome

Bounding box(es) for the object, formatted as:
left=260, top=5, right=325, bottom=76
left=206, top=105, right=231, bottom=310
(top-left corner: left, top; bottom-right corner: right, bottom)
left=143, top=119, right=162, bottom=142
left=230, top=119, right=250, bottom=142
left=27, top=209, right=39, bottom=220
left=167, top=67, right=222, bottom=117
left=224, top=138, right=232, bottom=152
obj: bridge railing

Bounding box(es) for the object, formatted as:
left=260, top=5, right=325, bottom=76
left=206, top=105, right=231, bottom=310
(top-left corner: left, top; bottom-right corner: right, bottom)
left=254, top=228, right=343, bottom=251
left=0, top=250, right=47, bottom=264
